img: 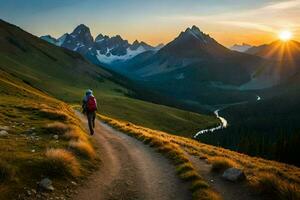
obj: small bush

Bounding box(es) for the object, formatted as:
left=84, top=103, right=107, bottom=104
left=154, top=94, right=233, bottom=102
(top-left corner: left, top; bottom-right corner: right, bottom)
left=0, top=160, right=14, bottom=182
left=64, top=127, right=87, bottom=141
left=44, top=122, right=70, bottom=135
left=39, top=109, right=68, bottom=121
left=69, top=140, right=96, bottom=159
left=176, top=163, right=194, bottom=175
left=179, top=170, right=200, bottom=181
left=44, top=148, right=80, bottom=177
left=190, top=179, right=209, bottom=192
left=209, top=157, right=235, bottom=173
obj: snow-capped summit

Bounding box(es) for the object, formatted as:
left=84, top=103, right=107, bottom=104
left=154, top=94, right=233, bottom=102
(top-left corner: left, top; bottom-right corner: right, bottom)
left=178, top=25, right=215, bottom=45
left=40, top=24, right=161, bottom=65
left=158, top=25, right=229, bottom=59
left=92, top=37, right=159, bottom=64
left=188, top=25, right=203, bottom=37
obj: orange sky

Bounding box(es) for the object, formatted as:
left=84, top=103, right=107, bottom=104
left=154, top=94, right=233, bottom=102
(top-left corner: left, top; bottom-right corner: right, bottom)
left=2, top=0, right=300, bottom=47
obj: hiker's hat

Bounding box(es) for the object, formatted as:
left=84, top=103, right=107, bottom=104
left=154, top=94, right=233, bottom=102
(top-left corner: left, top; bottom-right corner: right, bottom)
left=86, top=89, right=93, bottom=95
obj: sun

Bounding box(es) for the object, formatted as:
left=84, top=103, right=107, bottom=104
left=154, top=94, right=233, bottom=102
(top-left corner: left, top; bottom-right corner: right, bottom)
left=279, top=30, right=292, bottom=41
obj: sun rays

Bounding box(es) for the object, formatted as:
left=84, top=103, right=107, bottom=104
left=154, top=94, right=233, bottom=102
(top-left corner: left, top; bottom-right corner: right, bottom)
left=279, top=31, right=292, bottom=42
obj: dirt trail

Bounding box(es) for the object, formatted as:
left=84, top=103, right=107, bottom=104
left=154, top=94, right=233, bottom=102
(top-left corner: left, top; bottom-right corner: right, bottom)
left=188, top=155, right=263, bottom=200
left=73, top=112, right=192, bottom=200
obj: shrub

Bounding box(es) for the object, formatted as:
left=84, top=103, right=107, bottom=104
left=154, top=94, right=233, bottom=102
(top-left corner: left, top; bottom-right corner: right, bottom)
left=64, top=127, right=87, bottom=141
left=176, top=163, right=194, bottom=175
left=69, top=140, right=95, bottom=159
left=44, top=122, right=70, bottom=135
left=209, top=157, right=235, bottom=173
left=190, top=179, right=209, bottom=192
left=44, top=148, right=80, bottom=177
left=179, top=170, right=200, bottom=182
left=39, top=109, right=68, bottom=121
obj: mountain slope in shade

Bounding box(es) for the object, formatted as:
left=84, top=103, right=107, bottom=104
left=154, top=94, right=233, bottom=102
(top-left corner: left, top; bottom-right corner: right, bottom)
left=41, top=24, right=160, bottom=65
left=230, top=43, right=252, bottom=52
left=60, top=24, right=94, bottom=55
left=246, top=40, right=300, bottom=61
left=119, top=25, right=270, bottom=108
left=124, top=26, right=264, bottom=82
left=243, top=40, right=300, bottom=87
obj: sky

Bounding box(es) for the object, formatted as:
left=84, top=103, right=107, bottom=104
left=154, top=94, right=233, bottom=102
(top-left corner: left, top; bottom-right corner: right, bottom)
left=0, top=0, right=300, bottom=47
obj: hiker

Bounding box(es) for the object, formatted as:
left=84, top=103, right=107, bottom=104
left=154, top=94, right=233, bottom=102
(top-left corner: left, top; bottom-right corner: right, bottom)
left=82, top=89, right=98, bottom=135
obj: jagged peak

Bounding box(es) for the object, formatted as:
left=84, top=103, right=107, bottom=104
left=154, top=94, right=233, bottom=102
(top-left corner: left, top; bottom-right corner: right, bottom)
left=184, top=25, right=206, bottom=37
left=132, top=40, right=140, bottom=45
left=72, top=24, right=91, bottom=35
left=179, top=25, right=215, bottom=44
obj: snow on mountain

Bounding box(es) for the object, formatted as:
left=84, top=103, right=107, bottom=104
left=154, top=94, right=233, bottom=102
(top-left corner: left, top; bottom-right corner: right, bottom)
left=96, top=46, right=147, bottom=64
left=230, top=43, right=252, bottom=52
left=41, top=24, right=159, bottom=65
left=57, top=33, right=68, bottom=46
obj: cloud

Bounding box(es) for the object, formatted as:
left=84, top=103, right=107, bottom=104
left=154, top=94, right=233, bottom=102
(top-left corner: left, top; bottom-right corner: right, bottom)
left=263, top=0, right=300, bottom=10
left=159, top=0, right=300, bottom=34
left=218, top=21, right=276, bottom=32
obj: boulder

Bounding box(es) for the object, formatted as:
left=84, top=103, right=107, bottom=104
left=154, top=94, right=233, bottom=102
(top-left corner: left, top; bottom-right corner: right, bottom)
left=0, top=130, right=8, bottom=136
left=39, top=178, right=54, bottom=191
left=222, top=168, right=246, bottom=182
left=53, top=135, right=59, bottom=140
left=0, top=125, right=9, bottom=131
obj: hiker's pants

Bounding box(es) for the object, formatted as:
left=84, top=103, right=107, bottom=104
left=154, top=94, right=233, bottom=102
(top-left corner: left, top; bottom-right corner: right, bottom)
left=87, top=111, right=96, bottom=134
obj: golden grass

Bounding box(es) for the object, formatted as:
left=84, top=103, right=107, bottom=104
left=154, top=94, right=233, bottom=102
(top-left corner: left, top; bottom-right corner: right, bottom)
left=45, top=148, right=80, bottom=177
left=252, top=172, right=300, bottom=200
left=98, top=114, right=300, bottom=200
left=69, top=139, right=96, bottom=159
left=45, top=122, right=70, bottom=135
left=39, top=108, right=68, bottom=121
left=64, top=126, right=88, bottom=142
left=208, top=157, right=236, bottom=173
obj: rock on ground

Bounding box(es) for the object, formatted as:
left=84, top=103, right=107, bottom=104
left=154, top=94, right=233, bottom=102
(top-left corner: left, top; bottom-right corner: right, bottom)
left=222, top=168, right=246, bottom=182
left=0, top=130, right=8, bottom=136
left=39, top=178, right=54, bottom=191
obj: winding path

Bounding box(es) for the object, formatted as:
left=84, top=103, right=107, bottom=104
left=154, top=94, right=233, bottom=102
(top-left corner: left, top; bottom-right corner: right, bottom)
left=72, top=112, right=192, bottom=200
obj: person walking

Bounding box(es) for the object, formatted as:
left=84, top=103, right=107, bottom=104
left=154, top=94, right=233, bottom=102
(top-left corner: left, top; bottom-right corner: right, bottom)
left=82, top=89, right=98, bottom=135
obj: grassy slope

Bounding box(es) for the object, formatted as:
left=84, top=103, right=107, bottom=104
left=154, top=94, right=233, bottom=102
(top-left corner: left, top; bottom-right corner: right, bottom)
left=100, top=114, right=300, bottom=200
left=0, top=19, right=218, bottom=136
left=0, top=70, right=97, bottom=199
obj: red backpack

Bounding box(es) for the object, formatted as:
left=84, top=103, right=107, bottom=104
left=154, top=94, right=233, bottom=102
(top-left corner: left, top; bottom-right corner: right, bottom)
left=87, top=96, right=97, bottom=112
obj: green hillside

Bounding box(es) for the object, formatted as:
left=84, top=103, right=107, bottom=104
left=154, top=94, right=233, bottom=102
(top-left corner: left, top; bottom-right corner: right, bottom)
left=0, top=19, right=218, bottom=136
left=0, top=69, right=98, bottom=199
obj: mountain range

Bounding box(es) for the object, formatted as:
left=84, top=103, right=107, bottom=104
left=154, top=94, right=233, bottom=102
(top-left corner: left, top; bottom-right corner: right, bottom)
left=42, top=24, right=300, bottom=111
left=41, top=24, right=163, bottom=66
